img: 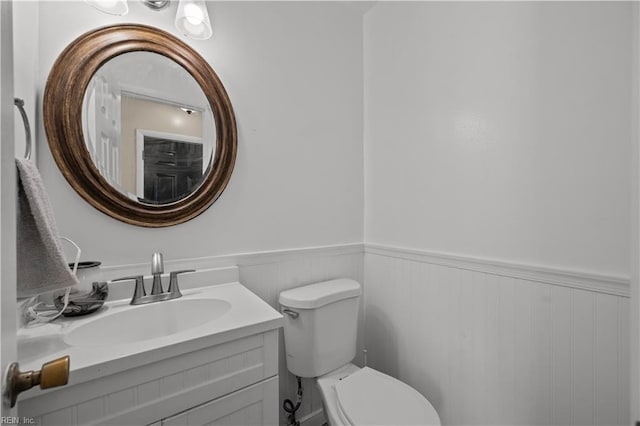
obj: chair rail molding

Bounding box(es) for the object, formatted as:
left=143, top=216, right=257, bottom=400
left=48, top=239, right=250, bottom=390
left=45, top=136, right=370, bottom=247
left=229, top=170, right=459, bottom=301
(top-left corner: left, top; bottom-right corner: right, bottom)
left=365, top=243, right=630, bottom=297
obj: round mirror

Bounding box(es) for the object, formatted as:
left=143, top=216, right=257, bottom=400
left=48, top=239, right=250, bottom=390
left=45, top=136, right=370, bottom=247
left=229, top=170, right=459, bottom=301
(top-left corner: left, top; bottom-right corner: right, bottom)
left=83, top=51, right=216, bottom=205
left=44, top=24, right=236, bottom=227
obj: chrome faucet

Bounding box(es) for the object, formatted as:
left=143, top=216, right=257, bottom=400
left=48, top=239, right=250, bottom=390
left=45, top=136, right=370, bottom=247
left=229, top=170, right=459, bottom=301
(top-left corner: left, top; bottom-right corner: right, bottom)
left=151, top=252, right=164, bottom=295
left=110, top=253, right=195, bottom=305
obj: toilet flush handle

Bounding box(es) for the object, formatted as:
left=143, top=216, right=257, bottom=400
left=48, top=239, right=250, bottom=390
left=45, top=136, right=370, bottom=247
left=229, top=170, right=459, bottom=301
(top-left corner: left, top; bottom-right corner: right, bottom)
left=282, top=308, right=299, bottom=319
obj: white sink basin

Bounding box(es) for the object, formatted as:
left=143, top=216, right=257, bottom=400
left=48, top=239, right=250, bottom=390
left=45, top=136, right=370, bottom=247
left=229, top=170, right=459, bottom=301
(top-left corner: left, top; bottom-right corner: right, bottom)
left=65, top=298, right=231, bottom=347
left=18, top=334, right=67, bottom=362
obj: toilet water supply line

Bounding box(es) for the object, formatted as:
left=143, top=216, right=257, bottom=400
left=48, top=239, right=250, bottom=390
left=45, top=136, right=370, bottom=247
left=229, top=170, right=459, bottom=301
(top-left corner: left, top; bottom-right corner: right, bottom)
left=283, top=376, right=303, bottom=426
left=25, top=236, right=81, bottom=324
left=282, top=349, right=366, bottom=426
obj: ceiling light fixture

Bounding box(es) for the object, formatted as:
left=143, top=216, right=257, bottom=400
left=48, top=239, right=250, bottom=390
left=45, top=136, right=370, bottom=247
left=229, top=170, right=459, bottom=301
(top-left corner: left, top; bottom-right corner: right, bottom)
left=84, top=0, right=212, bottom=40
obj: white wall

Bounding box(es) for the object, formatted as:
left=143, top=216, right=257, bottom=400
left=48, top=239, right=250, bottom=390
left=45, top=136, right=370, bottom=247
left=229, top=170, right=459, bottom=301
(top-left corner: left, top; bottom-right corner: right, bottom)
left=36, top=1, right=364, bottom=266
left=364, top=1, right=631, bottom=277
left=363, top=3, right=632, bottom=425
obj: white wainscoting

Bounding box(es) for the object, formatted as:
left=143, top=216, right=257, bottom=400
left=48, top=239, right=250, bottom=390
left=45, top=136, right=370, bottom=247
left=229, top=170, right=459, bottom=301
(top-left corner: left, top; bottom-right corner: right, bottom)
left=364, top=245, right=630, bottom=426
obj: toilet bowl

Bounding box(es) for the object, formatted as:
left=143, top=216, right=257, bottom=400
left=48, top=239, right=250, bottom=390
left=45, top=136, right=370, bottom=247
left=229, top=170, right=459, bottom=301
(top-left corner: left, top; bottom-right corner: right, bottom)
left=316, top=363, right=440, bottom=426
left=279, top=279, right=441, bottom=426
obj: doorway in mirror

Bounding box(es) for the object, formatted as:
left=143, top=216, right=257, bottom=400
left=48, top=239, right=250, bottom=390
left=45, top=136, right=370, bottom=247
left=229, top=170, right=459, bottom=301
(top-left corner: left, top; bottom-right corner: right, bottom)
left=136, top=132, right=205, bottom=204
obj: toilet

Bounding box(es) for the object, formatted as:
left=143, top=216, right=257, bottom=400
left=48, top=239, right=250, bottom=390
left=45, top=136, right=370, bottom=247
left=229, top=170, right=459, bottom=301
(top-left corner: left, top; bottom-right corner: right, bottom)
left=279, top=279, right=441, bottom=426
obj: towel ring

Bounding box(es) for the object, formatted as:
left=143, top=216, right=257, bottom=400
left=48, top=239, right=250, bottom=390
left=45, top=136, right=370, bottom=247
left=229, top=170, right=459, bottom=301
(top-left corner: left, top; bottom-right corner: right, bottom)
left=14, top=98, right=32, bottom=160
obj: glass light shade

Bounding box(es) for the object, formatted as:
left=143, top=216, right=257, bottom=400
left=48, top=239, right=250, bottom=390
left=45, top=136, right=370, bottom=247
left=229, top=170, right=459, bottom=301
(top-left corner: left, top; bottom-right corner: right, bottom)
left=175, top=0, right=212, bottom=40
left=84, top=0, right=129, bottom=16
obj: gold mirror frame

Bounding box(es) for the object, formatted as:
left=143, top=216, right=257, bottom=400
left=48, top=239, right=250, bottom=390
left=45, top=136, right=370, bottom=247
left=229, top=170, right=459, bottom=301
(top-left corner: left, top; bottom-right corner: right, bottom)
left=44, top=24, right=237, bottom=227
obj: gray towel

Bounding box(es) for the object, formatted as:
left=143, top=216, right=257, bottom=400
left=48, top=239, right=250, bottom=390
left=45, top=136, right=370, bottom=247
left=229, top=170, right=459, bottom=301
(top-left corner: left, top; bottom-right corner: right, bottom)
left=16, top=158, right=78, bottom=298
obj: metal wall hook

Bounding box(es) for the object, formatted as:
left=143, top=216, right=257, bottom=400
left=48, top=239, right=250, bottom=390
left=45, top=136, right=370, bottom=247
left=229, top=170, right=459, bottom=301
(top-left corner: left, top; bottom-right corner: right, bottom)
left=14, top=97, right=32, bottom=160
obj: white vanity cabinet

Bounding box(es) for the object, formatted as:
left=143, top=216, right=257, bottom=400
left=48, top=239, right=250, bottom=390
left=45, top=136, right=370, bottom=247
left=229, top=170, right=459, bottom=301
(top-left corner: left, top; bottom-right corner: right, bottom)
left=19, top=329, right=279, bottom=426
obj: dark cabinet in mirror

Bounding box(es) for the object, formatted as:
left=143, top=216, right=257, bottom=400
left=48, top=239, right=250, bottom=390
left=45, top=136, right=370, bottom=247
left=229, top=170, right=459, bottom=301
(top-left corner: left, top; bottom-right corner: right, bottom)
left=44, top=24, right=237, bottom=227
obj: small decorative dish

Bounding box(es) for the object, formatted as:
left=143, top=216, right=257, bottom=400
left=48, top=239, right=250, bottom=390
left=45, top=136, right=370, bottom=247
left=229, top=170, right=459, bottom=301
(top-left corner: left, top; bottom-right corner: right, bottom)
left=54, top=282, right=109, bottom=317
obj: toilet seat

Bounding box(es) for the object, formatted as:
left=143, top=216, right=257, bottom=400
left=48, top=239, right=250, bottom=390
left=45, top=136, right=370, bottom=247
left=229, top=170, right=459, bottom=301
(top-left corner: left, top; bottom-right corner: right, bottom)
left=332, top=367, right=440, bottom=426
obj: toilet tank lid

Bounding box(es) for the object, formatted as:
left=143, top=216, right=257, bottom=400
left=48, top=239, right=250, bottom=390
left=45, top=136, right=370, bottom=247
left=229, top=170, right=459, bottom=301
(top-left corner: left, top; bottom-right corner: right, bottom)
left=279, top=279, right=361, bottom=309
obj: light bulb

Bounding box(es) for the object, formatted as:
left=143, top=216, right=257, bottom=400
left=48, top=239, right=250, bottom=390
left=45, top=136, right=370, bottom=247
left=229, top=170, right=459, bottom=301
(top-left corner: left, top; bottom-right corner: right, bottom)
left=184, top=3, right=204, bottom=26
left=175, top=0, right=212, bottom=40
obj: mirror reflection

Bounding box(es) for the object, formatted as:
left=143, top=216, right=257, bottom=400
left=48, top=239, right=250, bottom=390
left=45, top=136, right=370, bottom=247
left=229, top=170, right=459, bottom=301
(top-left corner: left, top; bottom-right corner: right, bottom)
left=82, top=51, right=216, bottom=205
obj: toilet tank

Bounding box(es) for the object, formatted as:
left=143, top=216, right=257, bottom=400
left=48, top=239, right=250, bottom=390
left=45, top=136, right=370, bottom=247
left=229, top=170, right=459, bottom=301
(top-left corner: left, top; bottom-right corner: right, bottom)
left=279, top=279, right=361, bottom=378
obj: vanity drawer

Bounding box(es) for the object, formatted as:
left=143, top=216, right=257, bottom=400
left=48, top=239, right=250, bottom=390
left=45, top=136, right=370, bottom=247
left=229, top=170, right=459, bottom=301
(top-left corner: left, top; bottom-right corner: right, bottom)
left=19, top=330, right=278, bottom=426
left=161, top=376, right=278, bottom=426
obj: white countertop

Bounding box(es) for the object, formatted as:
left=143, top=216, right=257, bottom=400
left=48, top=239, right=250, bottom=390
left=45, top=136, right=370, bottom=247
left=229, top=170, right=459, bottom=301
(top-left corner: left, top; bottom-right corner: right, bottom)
left=18, top=282, right=283, bottom=400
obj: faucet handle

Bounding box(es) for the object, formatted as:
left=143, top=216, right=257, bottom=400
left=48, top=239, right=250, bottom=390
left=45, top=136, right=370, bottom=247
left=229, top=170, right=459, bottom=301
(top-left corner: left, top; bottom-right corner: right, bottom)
left=168, top=270, right=195, bottom=297
left=151, top=252, right=164, bottom=275
left=111, top=275, right=146, bottom=303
